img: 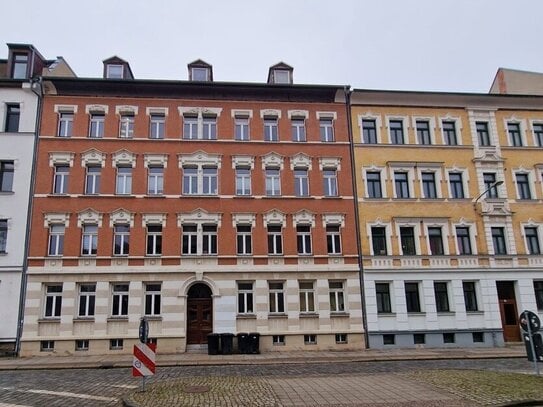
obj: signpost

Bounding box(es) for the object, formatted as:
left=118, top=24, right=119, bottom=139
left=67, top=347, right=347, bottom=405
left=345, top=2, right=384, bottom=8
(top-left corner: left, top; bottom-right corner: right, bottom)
left=519, top=310, right=541, bottom=376
left=133, top=317, right=155, bottom=391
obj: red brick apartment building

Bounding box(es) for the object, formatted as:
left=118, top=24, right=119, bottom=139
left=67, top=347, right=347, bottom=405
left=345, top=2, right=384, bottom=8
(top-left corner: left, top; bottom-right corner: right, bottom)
left=20, top=58, right=363, bottom=355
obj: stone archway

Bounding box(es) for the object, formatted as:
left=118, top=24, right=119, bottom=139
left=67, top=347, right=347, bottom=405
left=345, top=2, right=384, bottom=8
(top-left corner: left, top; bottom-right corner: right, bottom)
left=186, top=283, right=213, bottom=344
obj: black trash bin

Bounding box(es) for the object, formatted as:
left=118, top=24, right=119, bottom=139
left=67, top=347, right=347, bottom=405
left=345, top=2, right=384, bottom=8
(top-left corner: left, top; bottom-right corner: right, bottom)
left=248, top=332, right=260, bottom=354
left=207, top=333, right=220, bottom=355
left=221, top=333, right=234, bottom=355
left=523, top=332, right=543, bottom=362
left=237, top=332, right=249, bottom=354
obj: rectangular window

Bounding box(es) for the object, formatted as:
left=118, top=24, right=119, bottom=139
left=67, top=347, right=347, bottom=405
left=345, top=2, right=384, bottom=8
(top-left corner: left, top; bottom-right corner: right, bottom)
left=375, top=283, right=391, bottom=313
left=202, top=225, right=218, bottom=255
left=534, top=281, right=543, bottom=311
left=443, top=333, right=455, bottom=344
left=366, top=171, right=382, bottom=198
left=304, top=334, right=317, bottom=345
left=326, top=225, right=342, bottom=254
left=323, top=169, right=338, bottom=197
left=81, top=225, right=98, bottom=256
left=362, top=119, right=377, bottom=143
left=0, top=161, right=14, bottom=192
left=48, top=225, right=64, bottom=256
left=85, top=167, right=101, bottom=195
left=483, top=173, right=499, bottom=198
left=389, top=120, right=404, bottom=144
left=476, top=122, right=490, bottom=146
left=236, top=225, right=252, bottom=255
left=508, top=123, right=522, bottom=146
left=394, top=171, right=410, bottom=198
left=371, top=226, right=387, bottom=256
left=421, top=172, right=437, bottom=198
left=383, top=334, right=395, bottom=345
left=12, top=53, right=29, bottom=79
left=146, top=225, right=162, bottom=255
left=434, top=282, right=450, bottom=312
left=41, top=341, right=55, bottom=352
left=264, top=117, right=278, bottom=141
left=238, top=282, right=254, bottom=314
left=235, top=116, right=250, bottom=141
left=456, top=226, right=472, bottom=255
left=449, top=172, right=464, bottom=199
left=89, top=113, right=104, bottom=138
left=78, top=284, right=96, bottom=317
left=53, top=165, right=69, bottom=194
left=149, top=114, right=165, bottom=139
left=492, top=227, right=507, bottom=255
left=148, top=167, right=164, bottom=195
left=414, top=334, right=425, bottom=345
left=265, top=168, right=281, bottom=196
left=267, top=225, right=283, bottom=255
left=400, top=226, right=416, bottom=255
left=463, top=281, right=478, bottom=312
left=416, top=120, right=431, bottom=145
left=516, top=173, right=532, bottom=199
left=182, top=167, right=198, bottom=195
left=116, top=167, right=132, bottom=195
left=299, top=281, right=315, bottom=313
left=291, top=118, right=306, bottom=142
left=294, top=169, right=309, bottom=196
left=183, top=115, right=198, bottom=139
left=45, top=284, right=62, bottom=318
left=428, top=227, right=444, bottom=255
left=145, top=283, right=161, bottom=316
left=296, top=225, right=312, bottom=255
left=534, top=123, right=543, bottom=147
left=269, top=282, right=285, bottom=313
left=525, top=227, right=541, bottom=255
left=405, top=282, right=421, bottom=312
left=119, top=114, right=134, bottom=138
left=320, top=118, right=334, bottom=142
left=442, top=120, right=457, bottom=146
left=106, top=64, right=123, bottom=79
left=5, top=104, right=20, bottom=132
left=472, top=332, right=484, bottom=343
left=202, top=116, right=217, bottom=140
left=110, top=339, right=124, bottom=350
left=111, top=283, right=129, bottom=316
left=182, top=224, right=198, bottom=255
left=329, top=281, right=345, bottom=312
left=58, top=113, right=73, bottom=137
left=235, top=167, right=251, bottom=196
left=202, top=168, right=217, bottom=195
left=113, top=224, right=130, bottom=256
left=0, top=220, right=7, bottom=253
left=75, top=340, right=89, bottom=351
left=273, top=335, right=285, bottom=345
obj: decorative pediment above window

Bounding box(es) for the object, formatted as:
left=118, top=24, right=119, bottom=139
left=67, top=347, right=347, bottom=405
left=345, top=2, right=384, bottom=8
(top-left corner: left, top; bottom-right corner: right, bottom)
left=146, top=107, right=168, bottom=116
left=115, top=105, right=138, bottom=115
left=178, top=151, right=221, bottom=168
left=178, top=107, right=222, bottom=117
left=287, top=110, right=309, bottom=119
left=290, top=153, right=312, bottom=170
left=231, top=109, right=253, bottom=118
left=85, top=104, right=108, bottom=114
left=261, top=152, right=284, bottom=169
left=177, top=208, right=221, bottom=226
left=292, top=210, right=315, bottom=227
left=231, top=155, right=255, bottom=169
left=54, top=104, right=78, bottom=113
left=81, top=149, right=106, bottom=167
left=77, top=208, right=103, bottom=227
left=263, top=209, right=286, bottom=227
left=109, top=208, right=134, bottom=227
left=144, top=153, right=168, bottom=168
left=259, top=109, right=281, bottom=119
left=49, top=152, right=75, bottom=167
left=319, top=157, right=341, bottom=171
left=231, top=213, right=256, bottom=227
left=322, top=213, right=345, bottom=228
left=316, top=111, right=337, bottom=120
left=142, top=213, right=167, bottom=227
left=472, top=151, right=504, bottom=163
left=112, top=149, right=136, bottom=167
left=43, top=212, right=70, bottom=227
left=481, top=200, right=512, bottom=216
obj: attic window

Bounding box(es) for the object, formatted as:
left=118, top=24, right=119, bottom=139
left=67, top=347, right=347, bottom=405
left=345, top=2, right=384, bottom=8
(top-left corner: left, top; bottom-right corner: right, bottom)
left=107, top=64, right=124, bottom=79
left=274, top=70, right=290, bottom=84
left=12, top=53, right=29, bottom=79
left=191, top=67, right=209, bottom=82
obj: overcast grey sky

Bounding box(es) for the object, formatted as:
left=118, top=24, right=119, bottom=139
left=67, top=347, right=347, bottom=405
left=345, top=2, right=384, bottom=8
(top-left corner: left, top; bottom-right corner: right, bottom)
left=2, top=0, right=542, bottom=92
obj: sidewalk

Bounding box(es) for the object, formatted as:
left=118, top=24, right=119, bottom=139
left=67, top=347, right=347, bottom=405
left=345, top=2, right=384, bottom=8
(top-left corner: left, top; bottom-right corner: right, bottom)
left=0, top=345, right=526, bottom=370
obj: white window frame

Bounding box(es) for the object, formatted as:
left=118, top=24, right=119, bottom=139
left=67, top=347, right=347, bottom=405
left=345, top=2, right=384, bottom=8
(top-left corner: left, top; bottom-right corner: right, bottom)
left=530, top=120, right=543, bottom=147
left=453, top=221, right=478, bottom=255
left=439, top=116, right=463, bottom=146
left=329, top=281, right=346, bottom=312
left=514, top=170, right=534, bottom=200
left=317, top=112, right=336, bottom=142
left=424, top=221, right=450, bottom=255
left=395, top=220, right=421, bottom=256
left=144, top=283, right=162, bottom=316
left=268, top=281, right=285, bottom=313
left=88, top=112, right=105, bottom=138
left=367, top=221, right=392, bottom=256
left=81, top=224, right=98, bottom=256
left=85, top=166, right=101, bottom=195
left=412, top=116, right=436, bottom=145
left=391, top=167, right=414, bottom=199
left=386, top=116, right=408, bottom=144
left=446, top=168, right=469, bottom=200
left=504, top=117, right=527, bottom=147
left=111, top=283, right=129, bottom=317
left=237, top=282, right=254, bottom=314
left=178, top=210, right=221, bottom=256
left=116, top=166, right=132, bottom=195
left=417, top=166, right=443, bottom=199
left=299, top=281, right=316, bottom=313
left=78, top=283, right=96, bottom=318
left=363, top=167, right=387, bottom=199
left=44, top=284, right=63, bottom=318
left=521, top=222, right=543, bottom=255
left=358, top=113, right=382, bottom=144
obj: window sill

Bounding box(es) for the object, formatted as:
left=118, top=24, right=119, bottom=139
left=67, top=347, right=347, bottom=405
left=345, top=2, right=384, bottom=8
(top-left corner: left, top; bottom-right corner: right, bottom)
left=466, top=311, right=484, bottom=315
left=377, top=312, right=396, bottom=317
left=143, top=316, right=162, bottom=321
left=236, top=314, right=256, bottom=319
left=0, top=191, right=14, bottom=195
left=268, top=313, right=287, bottom=319
left=407, top=312, right=426, bottom=316
left=73, top=317, right=95, bottom=322
left=330, top=311, right=349, bottom=317
left=437, top=312, right=456, bottom=316
left=38, top=318, right=60, bottom=323
left=107, top=317, right=129, bottom=322
left=0, top=252, right=7, bottom=256
left=300, top=313, right=319, bottom=318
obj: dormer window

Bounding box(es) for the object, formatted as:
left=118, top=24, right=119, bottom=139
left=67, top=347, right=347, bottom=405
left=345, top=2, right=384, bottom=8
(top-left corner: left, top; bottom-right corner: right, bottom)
left=107, top=64, right=124, bottom=79
left=274, top=70, right=290, bottom=84
left=12, top=53, right=29, bottom=79
left=191, top=67, right=209, bottom=82
left=267, top=62, right=294, bottom=84
left=187, top=60, right=213, bottom=82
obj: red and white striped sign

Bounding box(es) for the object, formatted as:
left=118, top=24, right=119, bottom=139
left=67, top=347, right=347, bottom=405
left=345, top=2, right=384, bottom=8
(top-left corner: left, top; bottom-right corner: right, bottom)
left=132, top=343, right=156, bottom=377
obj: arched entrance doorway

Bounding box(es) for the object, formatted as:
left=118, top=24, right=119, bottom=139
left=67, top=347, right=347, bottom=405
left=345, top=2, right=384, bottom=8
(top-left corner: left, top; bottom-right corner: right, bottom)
left=186, top=283, right=213, bottom=345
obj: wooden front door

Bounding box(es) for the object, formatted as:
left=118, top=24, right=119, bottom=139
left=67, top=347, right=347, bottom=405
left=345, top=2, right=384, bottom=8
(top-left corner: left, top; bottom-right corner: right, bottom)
left=497, top=281, right=521, bottom=342
left=186, top=284, right=213, bottom=345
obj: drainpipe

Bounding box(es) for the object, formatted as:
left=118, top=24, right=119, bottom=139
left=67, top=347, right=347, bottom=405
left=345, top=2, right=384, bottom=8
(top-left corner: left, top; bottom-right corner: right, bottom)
left=15, top=75, right=43, bottom=355
left=343, top=86, right=369, bottom=349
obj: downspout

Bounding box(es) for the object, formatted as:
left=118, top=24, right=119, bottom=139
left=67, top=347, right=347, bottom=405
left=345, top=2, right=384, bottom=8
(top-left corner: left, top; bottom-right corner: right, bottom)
left=15, top=75, right=43, bottom=355
left=344, top=86, right=369, bottom=349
